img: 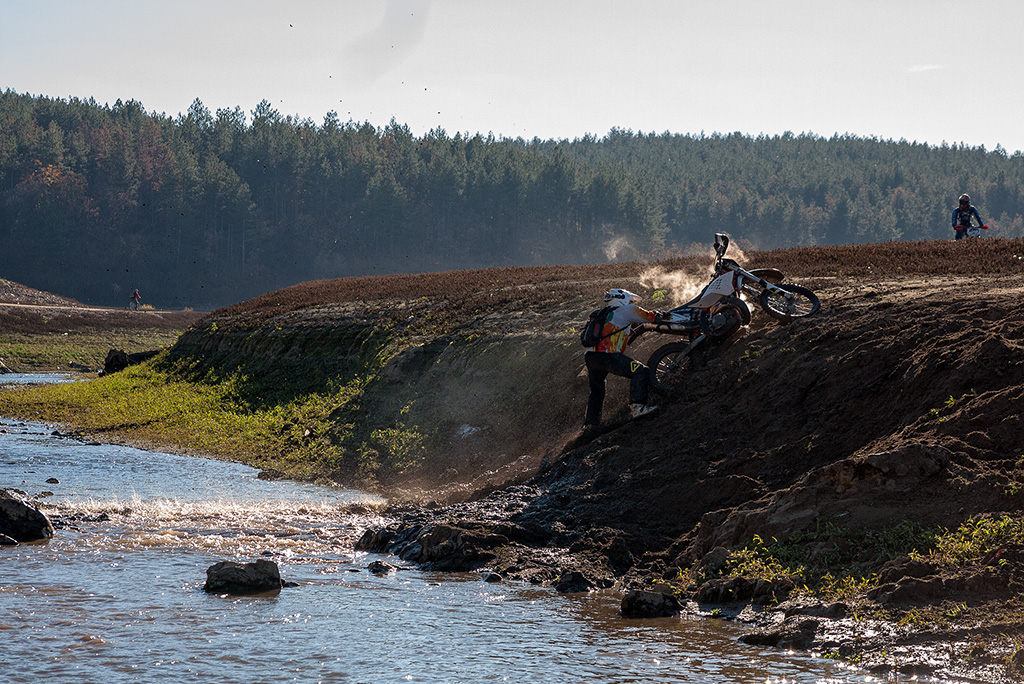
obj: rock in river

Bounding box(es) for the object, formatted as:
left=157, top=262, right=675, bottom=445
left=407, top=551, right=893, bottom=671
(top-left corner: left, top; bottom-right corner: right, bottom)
left=204, top=559, right=291, bottom=595
left=621, top=589, right=682, bottom=618
left=0, top=489, right=55, bottom=543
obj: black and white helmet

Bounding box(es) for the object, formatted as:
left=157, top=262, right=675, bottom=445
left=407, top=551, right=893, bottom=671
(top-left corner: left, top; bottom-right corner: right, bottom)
left=603, top=288, right=640, bottom=308
left=959, top=193, right=971, bottom=205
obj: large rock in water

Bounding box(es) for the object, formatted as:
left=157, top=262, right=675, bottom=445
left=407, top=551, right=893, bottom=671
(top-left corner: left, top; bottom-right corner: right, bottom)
left=0, top=489, right=55, bottom=542
left=203, top=559, right=285, bottom=595
left=621, top=589, right=682, bottom=618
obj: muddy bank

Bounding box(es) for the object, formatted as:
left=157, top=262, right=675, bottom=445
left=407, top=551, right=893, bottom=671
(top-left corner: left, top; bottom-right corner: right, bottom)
left=353, top=266, right=1024, bottom=683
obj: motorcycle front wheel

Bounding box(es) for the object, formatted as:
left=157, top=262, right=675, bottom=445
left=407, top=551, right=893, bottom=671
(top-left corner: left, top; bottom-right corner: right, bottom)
left=648, top=341, right=700, bottom=396
left=759, top=283, right=820, bottom=322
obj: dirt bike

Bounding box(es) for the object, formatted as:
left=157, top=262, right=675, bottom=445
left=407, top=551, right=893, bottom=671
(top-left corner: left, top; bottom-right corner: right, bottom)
left=643, top=233, right=820, bottom=395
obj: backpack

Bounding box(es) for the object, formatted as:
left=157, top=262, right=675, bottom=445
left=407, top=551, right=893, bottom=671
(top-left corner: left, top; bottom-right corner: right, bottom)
left=579, top=306, right=616, bottom=347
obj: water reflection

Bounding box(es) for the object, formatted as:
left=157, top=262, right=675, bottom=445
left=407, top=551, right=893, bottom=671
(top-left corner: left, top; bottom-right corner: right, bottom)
left=0, top=371, right=81, bottom=385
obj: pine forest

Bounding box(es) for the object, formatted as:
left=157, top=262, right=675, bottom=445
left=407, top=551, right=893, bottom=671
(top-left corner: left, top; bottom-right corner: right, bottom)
left=2, top=89, right=1022, bottom=309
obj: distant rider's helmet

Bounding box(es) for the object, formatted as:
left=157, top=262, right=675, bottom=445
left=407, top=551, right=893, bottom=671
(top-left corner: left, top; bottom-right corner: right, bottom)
left=604, top=288, right=640, bottom=308
left=959, top=193, right=971, bottom=205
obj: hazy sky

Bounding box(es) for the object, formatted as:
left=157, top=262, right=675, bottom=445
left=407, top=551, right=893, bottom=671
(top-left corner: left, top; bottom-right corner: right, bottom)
left=3, top=0, right=1023, bottom=153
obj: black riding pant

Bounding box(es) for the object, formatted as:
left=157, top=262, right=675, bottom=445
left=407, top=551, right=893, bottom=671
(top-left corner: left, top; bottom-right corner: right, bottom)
left=584, top=351, right=650, bottom=426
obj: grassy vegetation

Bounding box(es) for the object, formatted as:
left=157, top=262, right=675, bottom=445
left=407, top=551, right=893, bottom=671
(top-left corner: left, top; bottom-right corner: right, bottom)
left=0, top=340, right=436, bottom=489
left=710, top=514, right=1024, bottom=595
left=0, top=359, right=295, bottom=461
left=917, top=514, right=1024, bottom=568
left=690, top=513, right=1024, bottom=640
left=712, top=519, right=942, bottom=601
left=0, top=329, right=185, bottom=371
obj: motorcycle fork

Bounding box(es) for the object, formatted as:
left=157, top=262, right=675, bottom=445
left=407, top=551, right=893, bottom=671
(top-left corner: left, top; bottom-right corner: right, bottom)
left=676, top=333, right=709, bottom=371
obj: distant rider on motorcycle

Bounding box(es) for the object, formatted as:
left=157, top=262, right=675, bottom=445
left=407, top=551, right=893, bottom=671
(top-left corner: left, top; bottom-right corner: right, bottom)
left=952, top=193, right=987, bottom=240
left=582, top=288, right=659, bottom=433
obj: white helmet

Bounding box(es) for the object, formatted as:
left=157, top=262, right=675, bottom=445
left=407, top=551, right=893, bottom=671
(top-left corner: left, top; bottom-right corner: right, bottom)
left=604, top=288, right=640, bottom=308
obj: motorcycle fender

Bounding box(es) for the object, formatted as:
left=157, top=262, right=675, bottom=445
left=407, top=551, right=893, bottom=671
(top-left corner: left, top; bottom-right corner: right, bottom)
left=691, top=272, right=736, bottom=308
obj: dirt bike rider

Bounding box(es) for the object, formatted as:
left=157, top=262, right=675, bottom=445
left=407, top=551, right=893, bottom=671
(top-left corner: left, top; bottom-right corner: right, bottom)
left=582, top=288, right=659, bottom=433
left=952, top=194, right=987, bottom=240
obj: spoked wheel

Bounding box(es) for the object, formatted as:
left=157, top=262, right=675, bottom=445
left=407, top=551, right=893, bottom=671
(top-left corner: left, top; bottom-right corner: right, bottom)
left=648, top=341, right=701, bottom=396
left=759, top=283, right=820, bottom=322
left=740, top=268, right=785, bottom=299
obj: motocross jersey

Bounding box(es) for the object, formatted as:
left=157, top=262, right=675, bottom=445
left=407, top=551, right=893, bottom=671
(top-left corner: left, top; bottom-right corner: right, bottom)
left=593, top=302, right=656, bottom=354
left=952, top=205, right=983, bottom=228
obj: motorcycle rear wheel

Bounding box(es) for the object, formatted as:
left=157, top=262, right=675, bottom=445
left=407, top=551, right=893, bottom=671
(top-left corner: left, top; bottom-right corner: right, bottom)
left=648, top=341, right=700, bottom=396
left=759, top=283, right=820, bottom=322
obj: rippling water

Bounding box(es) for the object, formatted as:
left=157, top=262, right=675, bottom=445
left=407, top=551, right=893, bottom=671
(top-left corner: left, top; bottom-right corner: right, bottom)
left=1, top=375, right=873, bottom=683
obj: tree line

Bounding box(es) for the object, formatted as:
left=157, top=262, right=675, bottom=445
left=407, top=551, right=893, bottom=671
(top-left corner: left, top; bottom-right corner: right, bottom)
left=2, top=89, right=1022, bottom=309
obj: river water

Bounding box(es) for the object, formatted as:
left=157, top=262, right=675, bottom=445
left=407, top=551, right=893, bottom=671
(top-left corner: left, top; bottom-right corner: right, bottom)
left=1, top=374, right=874, bottom=683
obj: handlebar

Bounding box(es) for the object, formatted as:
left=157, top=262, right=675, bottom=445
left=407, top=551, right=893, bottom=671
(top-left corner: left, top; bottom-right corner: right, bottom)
left=714, top=233, right=730, bottom=254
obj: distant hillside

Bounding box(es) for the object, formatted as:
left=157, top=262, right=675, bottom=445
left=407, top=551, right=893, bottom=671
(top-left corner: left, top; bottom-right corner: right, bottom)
left=0, top=277, right=80, bottom=306
left=2, top=89, right=1023, bottom=309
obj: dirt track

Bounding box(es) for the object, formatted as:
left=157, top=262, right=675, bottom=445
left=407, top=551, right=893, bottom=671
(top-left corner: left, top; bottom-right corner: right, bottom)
left=0, top=280, right=202, bottom=338
left=0, top=278, right=204, bottom=372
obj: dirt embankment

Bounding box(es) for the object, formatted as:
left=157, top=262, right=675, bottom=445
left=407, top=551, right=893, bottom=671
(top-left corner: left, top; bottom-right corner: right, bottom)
left=0, top=277, right=202, bottom=337
left=311, top=239, right=1023, bottom=683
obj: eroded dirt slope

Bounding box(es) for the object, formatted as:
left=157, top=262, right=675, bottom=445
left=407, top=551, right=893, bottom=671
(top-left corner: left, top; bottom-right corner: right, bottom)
left=337, top=239, right=1024, bottom=683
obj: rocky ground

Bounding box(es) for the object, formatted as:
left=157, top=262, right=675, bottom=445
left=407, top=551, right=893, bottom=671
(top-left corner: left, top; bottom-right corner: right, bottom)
left=0, top=277, right=82, bottom=307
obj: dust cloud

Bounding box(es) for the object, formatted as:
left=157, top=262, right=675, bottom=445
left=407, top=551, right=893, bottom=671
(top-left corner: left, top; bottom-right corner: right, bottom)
left=602, top=236, right=632, bottom=260
left=638, top=239, right=750, bottom=307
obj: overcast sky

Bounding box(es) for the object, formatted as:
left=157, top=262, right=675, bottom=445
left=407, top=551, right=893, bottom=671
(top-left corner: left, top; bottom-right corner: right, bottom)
left=3, top=0, right=1023, bottom=153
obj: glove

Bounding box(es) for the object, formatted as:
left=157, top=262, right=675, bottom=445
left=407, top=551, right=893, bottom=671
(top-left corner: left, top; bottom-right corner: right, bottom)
left=982, top=225, right=989, bottom=230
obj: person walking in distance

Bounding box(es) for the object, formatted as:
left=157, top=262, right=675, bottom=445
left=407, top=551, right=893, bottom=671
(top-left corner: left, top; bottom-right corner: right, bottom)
left=582, top=288, right=659, bottom=434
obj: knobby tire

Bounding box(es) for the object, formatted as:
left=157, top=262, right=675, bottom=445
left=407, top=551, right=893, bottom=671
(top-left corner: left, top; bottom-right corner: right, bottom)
left=759, top=283, right=820, bottom=322
left=648, top=341, right=698, bottom=397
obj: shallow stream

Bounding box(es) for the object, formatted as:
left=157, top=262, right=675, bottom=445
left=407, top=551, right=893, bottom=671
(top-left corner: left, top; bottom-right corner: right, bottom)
left=2, top=373, right=879, bottom=683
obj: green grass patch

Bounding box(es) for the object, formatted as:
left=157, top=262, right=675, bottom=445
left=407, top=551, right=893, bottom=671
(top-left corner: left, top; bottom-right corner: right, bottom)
left=0, top=358, right=356, bottom=475
left=714, top=519, right=942, bottom=601
left=915, top=514, right=1024, bottom=568
left=0, top=343, right=436, bottom=489
left=0, top=330, right=184, bottom=371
